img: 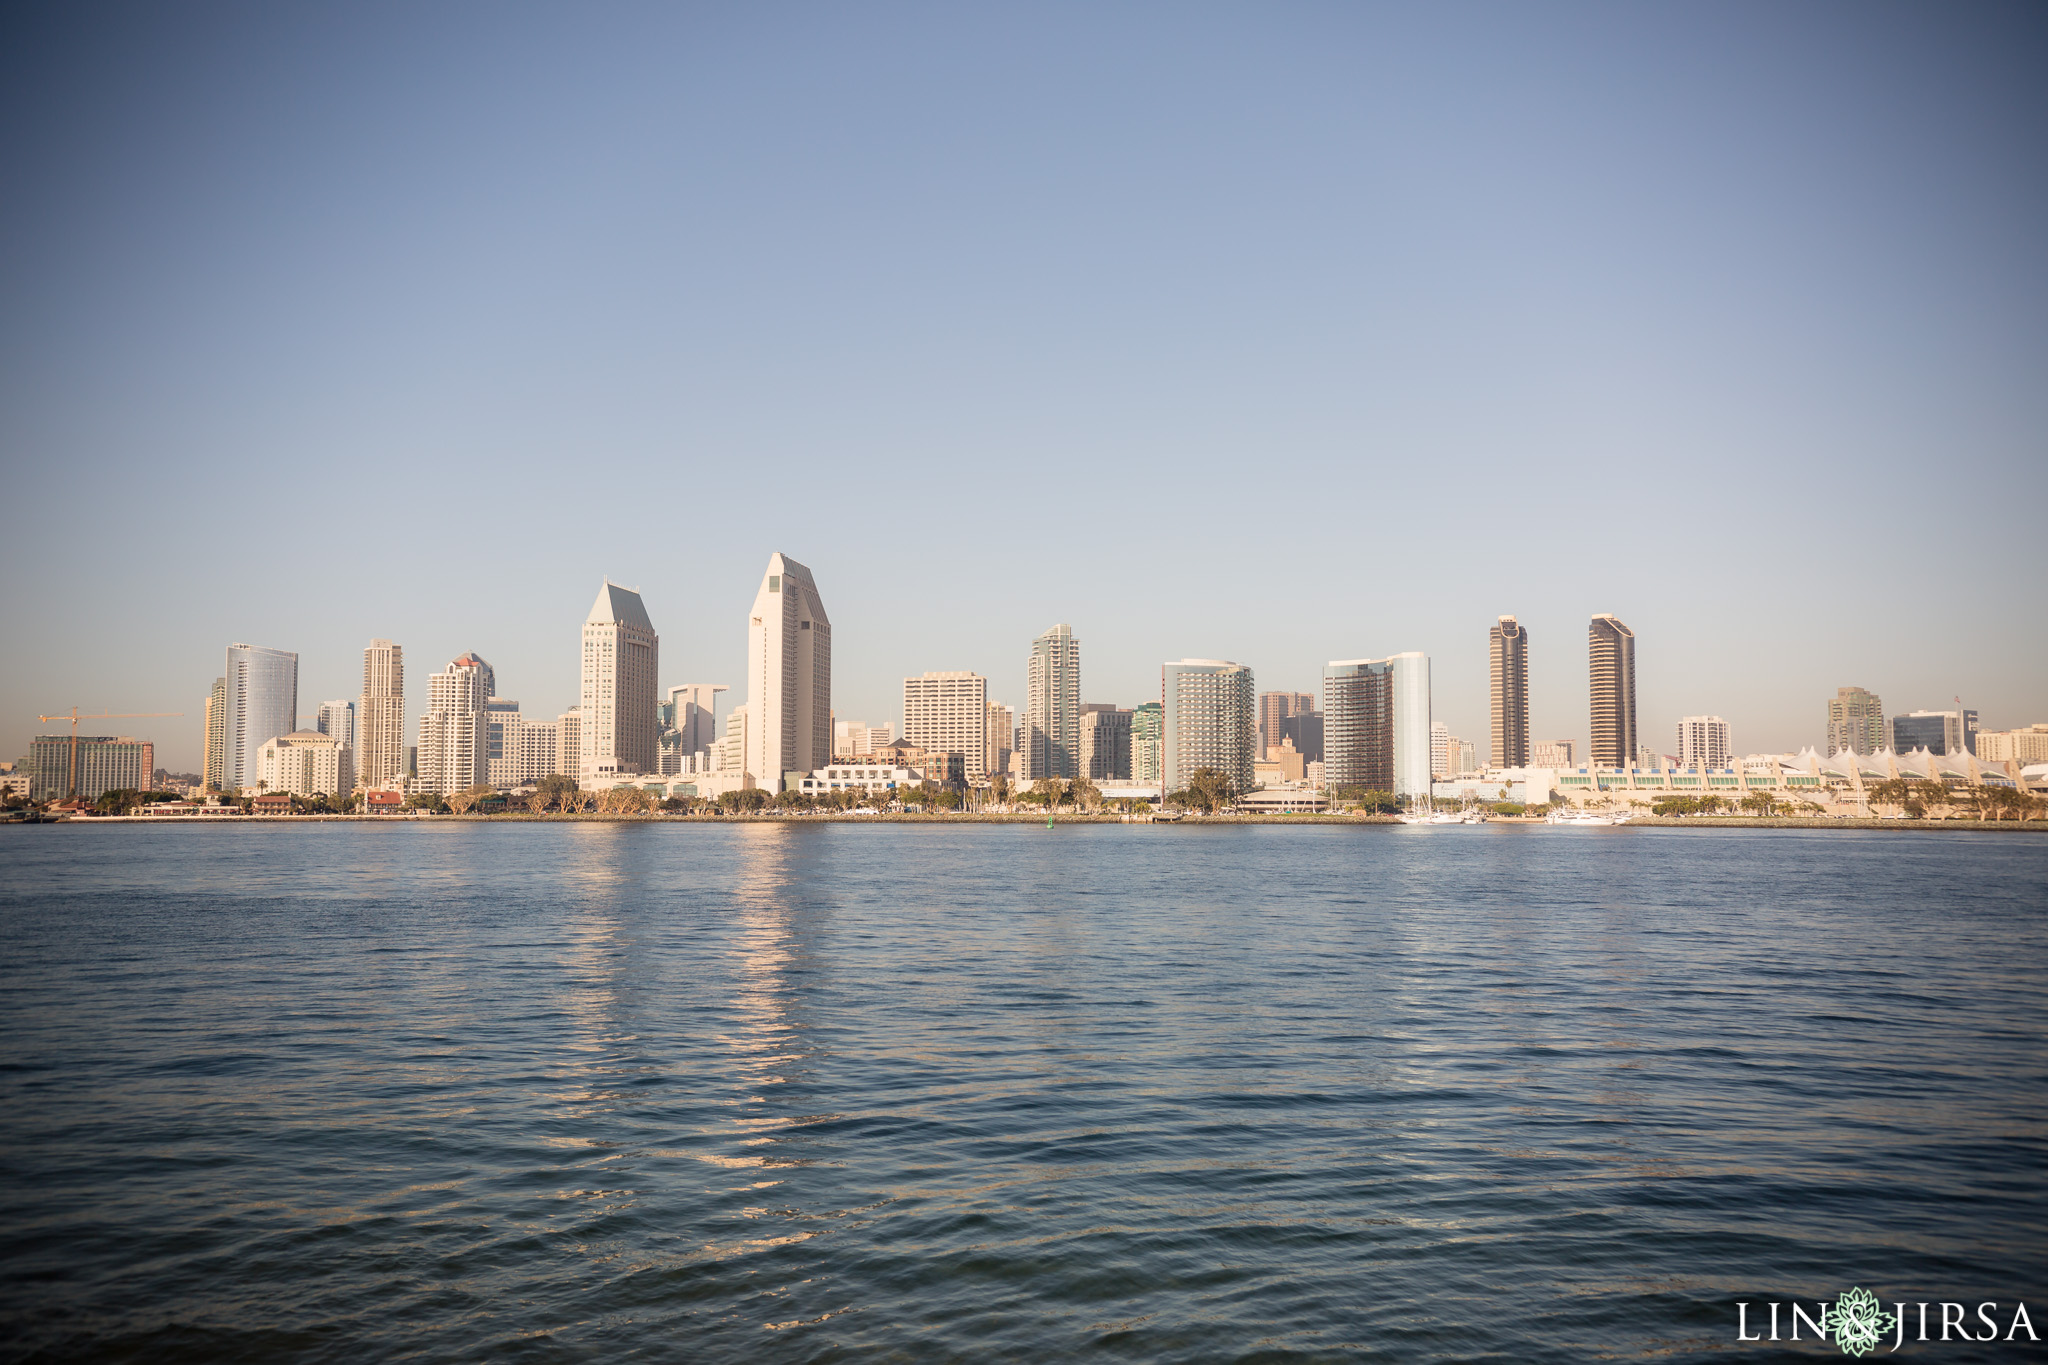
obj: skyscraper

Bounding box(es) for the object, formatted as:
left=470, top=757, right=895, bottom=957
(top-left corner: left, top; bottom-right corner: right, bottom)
left=582, top=580, right=660, bottom=780
left=1025, top=624, right=1081, bottom=780
left=985, top=701, right=1014, bottom=779
left=1078, top=704, right=1133, bottom=782
left=223, top=643, right=299, bottom=793
left=359, top=640, right=405, bottom=789
left=1891, top=710, right=1966, bottom=756
left=1430, top=720, right=1451, bottom=779
left=903, top=672, right=988, bottom=783
left=1259, top=692, right=1315, bottom=759
left=418, top=654, right=489, bottom=795
left=1131, top=702, right=1163, bottom=785
left=1587, top=615, right=1637, bottom=769
left=203, top=675, right=227, bottom=791
left=1676, top=715, right=1731, bottom=770
left=1489, top=614, right=1530, bottom=769
left=316, top=700, right=355, bottom=783
left=659, top=683, right=728, bottom=773
left=1825, top=686, right=1885, bottom=757
left=1323, top=652, right=1432, bottom=798
left=746, top=554, right=830, bottom=790
left=1162, top=660, right=1257, bottom=795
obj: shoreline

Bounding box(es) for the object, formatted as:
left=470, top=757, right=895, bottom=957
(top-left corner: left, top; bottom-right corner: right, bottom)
left=22, top=812, right=2048, bottom=832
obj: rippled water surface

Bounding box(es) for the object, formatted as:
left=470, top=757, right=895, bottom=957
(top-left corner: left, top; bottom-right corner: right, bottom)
left=2, top=822, right=2044, bottom=1362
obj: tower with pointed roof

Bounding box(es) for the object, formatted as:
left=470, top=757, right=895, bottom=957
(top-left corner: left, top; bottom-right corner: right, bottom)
left=746, top=553, right=831, bottom=790
left=580, top=580, right=659, bottom=780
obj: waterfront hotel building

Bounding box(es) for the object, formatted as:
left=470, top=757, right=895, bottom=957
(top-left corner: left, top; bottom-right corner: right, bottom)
left=746, top=553, right=831, bottom=791
left=1323, top=652, right=1432, bottom=799
left=1162, top=660, right=1257, bottom=796
left=1587, top=615, right=1637, bottom=770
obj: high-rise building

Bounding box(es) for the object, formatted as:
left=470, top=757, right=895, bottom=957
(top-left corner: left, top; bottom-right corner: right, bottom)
left=1079, top=704, right=1133, bottom=781
left=203, top=675, right=227, bottom=791
left=1976, top=724, right=2048, bottom=765
left=316, top=699, right=355, bottom=772
left=28, top=735, right=154, bottom=803
left=255, top=730, right=350, bottom=798
left=557, top=708, right=580, bottom=777
left=1489, top=614, right=1530, bottom=769
left=1430, top=721, right=1451, bottom=779
left=1531, top=739, right=1575, bottom=769
left=659, top=684, right=728, bottom=773
left=1892, top=710, right=1967, bottom=756
left=1025, top=624, right=1081, bottom=780
left=1131, top=702, right=1163, bottom=786
left=1452, top=737, right=1479, bottom=775
left=582, top=580, right=660, bottom=780
left=1587, top=615, right=1636, bottom=770
left=359, top=640, right=405, bottom=790
left=1323, top=652, right=1432, bottom=798
left=903, top=672, right=989, bottom=783
left=1162, top=660, right=1257, bottom=795
left=1676, top=715, right=1732, bottom=770
left=746, top=554, right=831, bottom=791
left=485, top=698, right=522, bottom=785
left=1259, top=692, right=1315, bottom=759
left=223, top=643, right=299, bottom=793
left=1962, top=708, right=1980, bottom=756
left=418, top=654, right=489, bottom=795
left=986, top=701, right=1014, bottom=780
left=834, top=720, right=870, bottom=758
left=722, top=705, right=751, bottom=774
left=1825, top=686, right=1885, bottom=757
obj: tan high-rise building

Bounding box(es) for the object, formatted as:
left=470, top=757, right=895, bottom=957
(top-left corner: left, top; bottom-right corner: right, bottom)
left=985, top=701, right=1014, bottom=779
left=557, top=708, right=580, bottom=777
left=1258, top=692, right=1314, bottom=759
left=359, top=640, right=405, bottom=789
left=1588, top=614, right=1636, bottom=769
left=1079, top=704, right=1133, bottom=781
left=581, top=581, right=659, bottom=780
left=1825, top=686, right=1885, bottom=757
left=203, top=675, right=228, bottom=791
left=746, top=553, right=831, bottom=791
left=903, top=671, right=988, bottom=782
left=418, top=654, right=489, bottom=796
left=1489, top=615, right=1530, bottom=769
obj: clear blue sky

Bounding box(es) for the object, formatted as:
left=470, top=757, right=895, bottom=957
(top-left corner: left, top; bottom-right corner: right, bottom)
left=4, top=2, right=2044, bottom=771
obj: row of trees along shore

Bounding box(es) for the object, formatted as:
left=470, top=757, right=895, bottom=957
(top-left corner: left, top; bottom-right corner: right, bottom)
left=33, top=771, right=2042, bottom=821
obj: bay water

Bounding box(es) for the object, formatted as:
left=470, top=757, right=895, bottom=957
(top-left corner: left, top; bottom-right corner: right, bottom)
left=1, top=822, right=2043, bottom=1361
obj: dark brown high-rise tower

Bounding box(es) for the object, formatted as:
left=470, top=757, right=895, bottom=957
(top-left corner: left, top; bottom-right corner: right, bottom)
left=1489, top=615, right=1529, bottom=768
left=1588, top=614, right=1637, bottom=769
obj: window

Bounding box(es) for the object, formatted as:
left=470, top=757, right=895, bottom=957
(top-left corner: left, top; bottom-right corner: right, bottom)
left=769, top=576, right=780, bottom=592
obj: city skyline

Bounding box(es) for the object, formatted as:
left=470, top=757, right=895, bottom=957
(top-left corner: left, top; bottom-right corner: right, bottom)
left=3, top=7, right=2043, bottom=769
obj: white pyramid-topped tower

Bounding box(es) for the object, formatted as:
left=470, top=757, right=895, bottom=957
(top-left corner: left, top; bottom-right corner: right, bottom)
left=746, top=553, right=831, bottom=791
left=579, top=579, right=659, bottom=780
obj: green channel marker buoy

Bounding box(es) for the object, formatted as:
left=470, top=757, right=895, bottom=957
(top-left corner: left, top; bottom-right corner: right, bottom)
left=1047, top=815, right=1054, bottom=828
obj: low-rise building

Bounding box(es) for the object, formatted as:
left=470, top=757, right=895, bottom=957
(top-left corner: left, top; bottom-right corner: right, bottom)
left=1977, top=724, right=2048, bottom=766
left=254, top=730, right=352, bottom=797
left=796, top=763, right=918, bottom=798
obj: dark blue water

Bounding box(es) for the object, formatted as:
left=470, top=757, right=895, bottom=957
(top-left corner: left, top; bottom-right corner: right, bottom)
left=1, top=823, right=2043, bottom=1362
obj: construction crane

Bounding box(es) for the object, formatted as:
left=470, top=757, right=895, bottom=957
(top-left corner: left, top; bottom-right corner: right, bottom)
left=32, top=708, right=185, bottom=802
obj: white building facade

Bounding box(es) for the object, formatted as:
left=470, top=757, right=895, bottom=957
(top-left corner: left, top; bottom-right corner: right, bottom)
left=903, top=671, right=989, bottom=783
left=223, top=642, right=299, bottom=794
left=1161, top=659, right=1257, bottom=795
left=418, top=654, right=488, bottom=796
left=1676, top=715, right=1732, bottom=771
left=746, top=553, right=832, bottom=791
left=359, top=639, right=405, bottom=790
left=581, top=580, right=659, bottom=780
left=255, top=730, right=350, bottom=798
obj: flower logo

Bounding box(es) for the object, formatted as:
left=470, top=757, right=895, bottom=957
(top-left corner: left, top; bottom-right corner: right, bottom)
left=1824, top=1287, right=1895, bottom=1358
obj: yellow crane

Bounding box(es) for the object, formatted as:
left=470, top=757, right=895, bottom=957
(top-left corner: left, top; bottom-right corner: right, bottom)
left=33, top=708, right=185, bottom=802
